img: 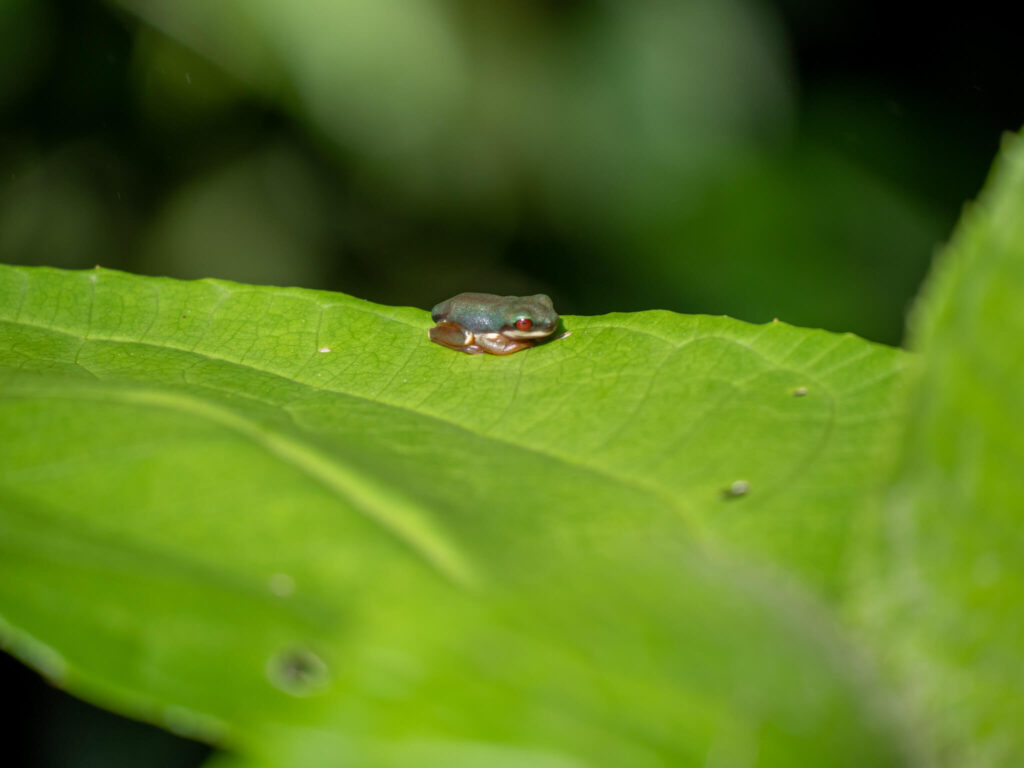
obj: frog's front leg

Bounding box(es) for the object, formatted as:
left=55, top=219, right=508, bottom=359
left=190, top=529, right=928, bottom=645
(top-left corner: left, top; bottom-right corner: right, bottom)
left=429, top=321, right=484, bottom=354
left=474, top=332, right=534, bottom=356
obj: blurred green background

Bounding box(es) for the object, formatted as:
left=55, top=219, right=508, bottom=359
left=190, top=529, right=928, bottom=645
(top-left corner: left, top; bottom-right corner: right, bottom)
left=1, top=0, right=1019, bottom=765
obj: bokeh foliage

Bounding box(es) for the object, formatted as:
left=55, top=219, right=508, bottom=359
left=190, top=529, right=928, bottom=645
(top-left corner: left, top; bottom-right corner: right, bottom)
left=0, top=0, right=974, bottom=344
left=851, top=132, right=1024, bottom=767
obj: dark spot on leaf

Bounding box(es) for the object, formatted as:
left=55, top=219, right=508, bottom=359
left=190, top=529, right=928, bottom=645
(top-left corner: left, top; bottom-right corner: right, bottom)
left=266, top=646, right=330, bottom=697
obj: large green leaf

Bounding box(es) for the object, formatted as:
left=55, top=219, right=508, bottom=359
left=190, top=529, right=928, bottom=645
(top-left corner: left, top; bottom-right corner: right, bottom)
left=0, top=263, right=913, bottom=765
left=852, top=133, right=1024, bottom=765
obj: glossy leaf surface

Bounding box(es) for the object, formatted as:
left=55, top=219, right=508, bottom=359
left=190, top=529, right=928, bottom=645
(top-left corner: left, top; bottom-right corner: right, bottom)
left=0, top=263, right=912, bottom=765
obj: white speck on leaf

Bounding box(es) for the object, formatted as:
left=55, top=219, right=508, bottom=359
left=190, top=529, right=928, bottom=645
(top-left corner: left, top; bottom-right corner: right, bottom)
left=723, top=480, right=751, bottom=498
left=268, top=572, right=295, bottom=596
left=318, top=347, right=331, bottom=353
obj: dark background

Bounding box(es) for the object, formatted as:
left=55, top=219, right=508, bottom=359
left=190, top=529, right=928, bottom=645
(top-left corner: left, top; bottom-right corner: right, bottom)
left=1, top=0, right=1020, bottom=765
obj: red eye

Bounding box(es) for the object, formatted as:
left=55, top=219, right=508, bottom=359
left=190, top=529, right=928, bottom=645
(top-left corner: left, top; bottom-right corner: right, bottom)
left=515, top=317, right=533, bottom=331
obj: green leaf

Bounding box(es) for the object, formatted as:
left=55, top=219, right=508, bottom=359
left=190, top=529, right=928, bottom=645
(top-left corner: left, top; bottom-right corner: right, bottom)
left=0, top=264, right=912, bottom=765
left=853, top=133, right=1024, bottom=765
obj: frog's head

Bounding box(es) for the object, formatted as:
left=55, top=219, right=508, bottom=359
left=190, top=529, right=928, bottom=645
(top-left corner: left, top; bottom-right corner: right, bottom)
left=501, top=294, right=559, bottom=339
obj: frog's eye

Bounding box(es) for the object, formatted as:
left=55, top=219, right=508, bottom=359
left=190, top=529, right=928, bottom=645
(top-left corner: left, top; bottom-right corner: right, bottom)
left=515, top=317, right=533, bottom=331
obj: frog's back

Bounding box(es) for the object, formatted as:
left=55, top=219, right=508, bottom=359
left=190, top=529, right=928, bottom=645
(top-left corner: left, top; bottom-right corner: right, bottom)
left=431, top=292, right=506, bottom=332
left=430, top=297, right=454, bottom=321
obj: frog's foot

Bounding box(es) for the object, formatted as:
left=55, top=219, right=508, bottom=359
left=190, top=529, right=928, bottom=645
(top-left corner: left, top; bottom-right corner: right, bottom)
left=475, top=333, right=534, bottom=356
left=429, top=322, right=483, bottom=354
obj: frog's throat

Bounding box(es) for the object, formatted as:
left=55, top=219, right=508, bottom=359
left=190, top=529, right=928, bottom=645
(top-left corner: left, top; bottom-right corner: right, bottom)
left=502, top=327, right=556, bottom=339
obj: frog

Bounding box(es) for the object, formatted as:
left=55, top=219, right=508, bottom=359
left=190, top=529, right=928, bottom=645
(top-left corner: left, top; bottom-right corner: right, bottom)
left=428, top=292, right=560, bottom=355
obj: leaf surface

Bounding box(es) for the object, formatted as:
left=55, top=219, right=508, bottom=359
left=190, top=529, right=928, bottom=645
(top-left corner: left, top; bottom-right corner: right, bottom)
left=0, top=264, right=912, bottom=765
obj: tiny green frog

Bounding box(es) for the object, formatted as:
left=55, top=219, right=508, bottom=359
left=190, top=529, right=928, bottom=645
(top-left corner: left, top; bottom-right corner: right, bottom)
left=429, top=292, right=559, bottom=355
